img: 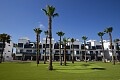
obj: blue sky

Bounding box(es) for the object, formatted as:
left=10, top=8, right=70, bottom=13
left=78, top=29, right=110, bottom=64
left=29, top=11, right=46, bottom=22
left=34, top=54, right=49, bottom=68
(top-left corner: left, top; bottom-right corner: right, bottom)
left=0, top=0, right=120, bottom=43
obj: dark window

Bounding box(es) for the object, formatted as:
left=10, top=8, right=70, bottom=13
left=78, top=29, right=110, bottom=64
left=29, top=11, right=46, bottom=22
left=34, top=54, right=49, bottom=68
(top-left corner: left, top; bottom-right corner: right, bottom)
left=109, top=45, right=114, bottom=49
left=30, top=44, right=33, bottom=46
left=39, top=45, right=42, bottom=48
left=55, top=50, right=59, bottom=54
left=54, top=43, right=59, bottom=49
left=26, top=50, right=32, bottom=53
left=0, top=43, right=5, bottom=48
left=96, top=45, right=102, bottom=49
left=18, top=43, right=23, bottom=47
left=71, top=45, right=79, bottom=49
left=81, top=44, right=85, bottom=49
left=66, top=46, right=70, bottom=49
left=81, top=51, right=85, bottom=54
left=8, top=50, right=10, bottom=52
left=116, top=45, right=120, bottom=50
left=43, top=44, right=52, bottom=48
left=76, top=51, right=79, bottom=54
left=63, top=50, right=68, bottom=54
left=20, top=49, right=23, bottom=53
left=90, top=51, right=93, bottom=54
left=0, top=49, right=2, bottom=52
left=24, top=44, right=31, bottom=48
left=92, top=46, right=96, bottom=49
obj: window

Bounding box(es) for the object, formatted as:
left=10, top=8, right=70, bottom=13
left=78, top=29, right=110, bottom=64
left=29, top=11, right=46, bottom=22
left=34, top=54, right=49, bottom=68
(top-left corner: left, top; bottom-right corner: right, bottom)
left=76, top=51, right=79, bottom=54
left=18, top=43, right=23, bottom=47
left=6, top=56, right=9, bottom=58
left=20, top=49, right=23, bottom=53
left=92, top=46, right=96, bottom=49
left=109, top=45, right=114, bottom=49
left=54, top=43, right=59, bottom=49
left=81, top=44, right=85, bottom=49
left=55, top=50, right=59, bottom=54
left=71, top=45, right=79, bottom=49
left=43, top=44, right=52, bottom=48
left=26, top=50, right=32, bottom=53
left=66, top=46, right=70, bottom=49
left=96, top=45, right=102, bottom=49
left=8, top=50, right=10, bottom=52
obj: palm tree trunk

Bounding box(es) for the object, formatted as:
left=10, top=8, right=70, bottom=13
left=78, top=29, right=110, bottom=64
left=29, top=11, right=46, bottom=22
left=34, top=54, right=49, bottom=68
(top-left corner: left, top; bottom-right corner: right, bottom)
left=64, top=44, right=66, bottom=66
left=72, top=43, right=74, bottom=63
left=36, top=34, right=39, bottom=66
left=101, top=36, right=106, bottom=63
left=48, top=16, right=53, bottom=70
left=84, top=41, right=87, bottom=62
left=109, top=33, right=115, bottom=65
left=44, top=37, right=47, bottom=64
left=59, top=36, right=62, bottom=65
left=116, top=43, right=119, bottom=62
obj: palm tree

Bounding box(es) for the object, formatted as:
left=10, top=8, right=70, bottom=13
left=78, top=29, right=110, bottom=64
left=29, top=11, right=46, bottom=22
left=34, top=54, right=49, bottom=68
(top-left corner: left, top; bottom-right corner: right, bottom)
left=98, top=32, right=106, bottom=62
left=34, top=28, right=42, bottom=66
left=104, top=27, right=115, bottom=65
left=42, top=5, right=58, bottom=70
left=0, top=33, right=11, bottom=63
left=82, top=36, right=88, bottom=62
left=44, top=30, right=48, bottom=64
left=56, top=31, right=65, bottom=65
left=63, top=37, right=69, bottom=66
left=114, top=38, right=120, bottom=61
left=71, top=38, right=75, bottom=64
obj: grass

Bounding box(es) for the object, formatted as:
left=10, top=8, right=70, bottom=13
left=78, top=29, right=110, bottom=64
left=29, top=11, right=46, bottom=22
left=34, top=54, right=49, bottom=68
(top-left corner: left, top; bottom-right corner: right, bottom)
left=0, top=61, right=120, bottom=80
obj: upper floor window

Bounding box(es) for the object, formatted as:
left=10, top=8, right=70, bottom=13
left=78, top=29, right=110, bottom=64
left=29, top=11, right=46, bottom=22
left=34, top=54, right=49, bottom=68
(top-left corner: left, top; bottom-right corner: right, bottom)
left=109, top=45, right=114, bottom=49
left=96, top=45, right=102, bottom=49
left=43, top=44, right=52, bottom=48
left=18, top=43, right=23, bottom=47
left=54, top=43, right=59, bottom=49
left=71, top=45, right=79, bottom=49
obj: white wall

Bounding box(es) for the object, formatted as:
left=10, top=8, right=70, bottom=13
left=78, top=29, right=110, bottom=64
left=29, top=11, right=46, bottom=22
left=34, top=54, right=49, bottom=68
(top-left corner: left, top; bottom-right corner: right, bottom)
left=3, top=41, right=13, bottom=61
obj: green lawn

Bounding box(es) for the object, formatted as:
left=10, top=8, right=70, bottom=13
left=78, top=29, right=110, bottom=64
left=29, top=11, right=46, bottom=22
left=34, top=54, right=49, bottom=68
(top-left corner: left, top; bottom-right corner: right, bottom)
left=0, top=61, right=120, bottom=80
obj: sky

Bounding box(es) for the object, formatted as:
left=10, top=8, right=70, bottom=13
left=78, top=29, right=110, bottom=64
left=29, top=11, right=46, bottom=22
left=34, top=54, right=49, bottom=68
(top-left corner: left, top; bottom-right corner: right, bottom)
left=0, top=0, right=120, bottom=43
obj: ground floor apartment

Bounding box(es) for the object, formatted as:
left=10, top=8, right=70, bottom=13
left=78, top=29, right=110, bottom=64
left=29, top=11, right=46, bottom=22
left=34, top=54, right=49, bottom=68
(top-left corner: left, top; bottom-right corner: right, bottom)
left=15, top=50, right=120, bottom=62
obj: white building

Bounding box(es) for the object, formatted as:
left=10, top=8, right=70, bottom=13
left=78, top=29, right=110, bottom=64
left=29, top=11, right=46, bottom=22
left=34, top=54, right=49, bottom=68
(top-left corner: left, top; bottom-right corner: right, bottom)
left=0, top=41, right=13, bottom=61
left=14, top=37, right=120, bottom=61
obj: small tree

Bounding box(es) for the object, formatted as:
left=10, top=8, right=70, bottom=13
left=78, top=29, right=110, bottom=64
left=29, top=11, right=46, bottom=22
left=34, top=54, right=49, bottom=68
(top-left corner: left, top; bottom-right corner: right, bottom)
left=56, top=31, right=65, bottom=65
left=0, top=33, right=11, bottom=63
left=71, top=38, right=75, bottom=64
left=82, top=36, right=88, bottom=62
left=34, top=28, right=42, bottom=66
left=98, top=32, right=106, bottom=62
left=104, top=27, right=115, bottom=65
left=44, top=30, right=48, bottom=64
left=114, top=38, right=120, bottom=61
left=63, top=37, right=69, bottom=66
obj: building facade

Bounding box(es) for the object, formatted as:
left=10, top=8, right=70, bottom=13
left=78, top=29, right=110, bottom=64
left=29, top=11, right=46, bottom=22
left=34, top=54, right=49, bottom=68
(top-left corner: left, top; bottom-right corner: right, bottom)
left=15, top=37, right=120, bottom=61
left=0, top=41, right=13, bottom=61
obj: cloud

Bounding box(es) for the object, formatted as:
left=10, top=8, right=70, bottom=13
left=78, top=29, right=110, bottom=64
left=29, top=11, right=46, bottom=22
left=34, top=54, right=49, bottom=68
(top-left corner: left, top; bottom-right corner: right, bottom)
left=39, top=24, right=45, bottom=29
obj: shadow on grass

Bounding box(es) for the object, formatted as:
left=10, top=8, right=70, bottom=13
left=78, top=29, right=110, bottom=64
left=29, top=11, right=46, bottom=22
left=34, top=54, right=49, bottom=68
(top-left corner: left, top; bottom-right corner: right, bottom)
left=54, top=68, right=89, bottom=70
left=91, top=67, right=106, bottom=70
left=54, top=67, right=106, bottom=71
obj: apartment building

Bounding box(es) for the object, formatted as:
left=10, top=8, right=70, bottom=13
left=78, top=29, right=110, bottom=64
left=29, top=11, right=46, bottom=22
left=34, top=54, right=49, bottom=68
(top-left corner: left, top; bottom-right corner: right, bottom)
left=0, top=41, right=13, bottom=61
left=15, top=37, right=120, bottom=61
